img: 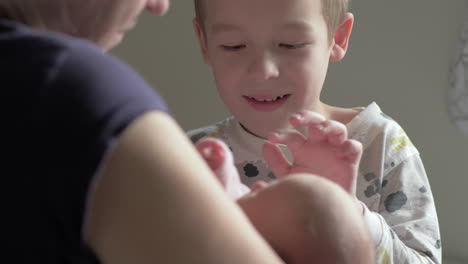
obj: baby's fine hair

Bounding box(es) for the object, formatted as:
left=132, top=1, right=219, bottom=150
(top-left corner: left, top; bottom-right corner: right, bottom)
left=193, top=0, right=349, bottom=41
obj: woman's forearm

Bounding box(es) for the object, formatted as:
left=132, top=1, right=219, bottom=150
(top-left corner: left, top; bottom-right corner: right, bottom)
left=84, top=111, right=284, bottom=264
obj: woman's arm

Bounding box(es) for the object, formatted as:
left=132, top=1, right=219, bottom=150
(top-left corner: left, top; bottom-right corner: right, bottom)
left=83, top=111, right=283, bottom=264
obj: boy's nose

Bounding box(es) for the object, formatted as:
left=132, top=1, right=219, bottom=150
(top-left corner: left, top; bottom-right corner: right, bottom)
left=146, top=0, right=170, bottom=15
left=247, top=52, right=280, bottom=81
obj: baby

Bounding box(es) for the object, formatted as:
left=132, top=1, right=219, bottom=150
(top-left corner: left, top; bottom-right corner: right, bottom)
left=196, top=112, right=373, bottom=264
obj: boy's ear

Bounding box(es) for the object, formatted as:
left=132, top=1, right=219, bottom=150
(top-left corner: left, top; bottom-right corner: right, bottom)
left=192, top=18, right=211, bottom=64
left=330, top=13, right=354, bottom=62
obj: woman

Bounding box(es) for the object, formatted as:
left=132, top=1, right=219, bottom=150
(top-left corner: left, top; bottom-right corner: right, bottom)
left=1, top=0, right=284, bottom=263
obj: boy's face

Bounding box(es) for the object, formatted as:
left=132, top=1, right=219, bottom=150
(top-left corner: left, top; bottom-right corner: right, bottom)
left=195, top=0, right=340, bottom=138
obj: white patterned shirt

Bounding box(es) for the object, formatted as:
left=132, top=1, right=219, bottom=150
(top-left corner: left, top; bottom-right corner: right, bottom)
left=188, top=102, right=441, bottom=264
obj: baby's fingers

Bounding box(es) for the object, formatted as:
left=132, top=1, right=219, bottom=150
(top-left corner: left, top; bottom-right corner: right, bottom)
left=322, top=120, right=348, bottom=145
left=195, top=138, right=226, bottom=171
left=268, top=129, right=306, bottom=152
left=337, top=139, right=363, bottom=164
left=289, top=111, right=326, bottom=128
left=262, top=142, right=291, bottom=178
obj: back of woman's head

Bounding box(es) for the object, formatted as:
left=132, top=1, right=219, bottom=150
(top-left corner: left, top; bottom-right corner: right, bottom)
left=0, top=0, right=136, bottom=49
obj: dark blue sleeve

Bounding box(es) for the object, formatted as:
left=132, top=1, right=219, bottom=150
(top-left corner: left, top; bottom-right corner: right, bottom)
left=39, top=42, right=169, bottom=263
left=50, top=43, right=169, bottom=144
left=1, top=20, right=170, bottom=263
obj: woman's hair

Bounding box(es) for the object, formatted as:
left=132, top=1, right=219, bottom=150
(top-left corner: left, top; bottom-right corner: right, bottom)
left=193, top=0, right=349, bottom=42
left=0, top=0, right=128, bottom=47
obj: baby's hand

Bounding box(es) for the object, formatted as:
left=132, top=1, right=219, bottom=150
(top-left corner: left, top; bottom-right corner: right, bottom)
left=196, top=137, right=250, bottom=200
left=262, top=111, right=362, bottom=197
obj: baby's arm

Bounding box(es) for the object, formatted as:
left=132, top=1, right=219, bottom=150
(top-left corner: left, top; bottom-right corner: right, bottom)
left=196, top=137, right=250, bottom=200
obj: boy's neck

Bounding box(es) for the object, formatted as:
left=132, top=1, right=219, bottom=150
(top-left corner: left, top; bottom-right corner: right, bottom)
left=321, top=103, right=361, bottom=125
left=238, top=105, right=361, bottom=140
left=239, top=123, right=266, bottom=139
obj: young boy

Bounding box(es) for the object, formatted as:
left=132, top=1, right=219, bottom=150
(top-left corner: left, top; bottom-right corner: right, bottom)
left=188, top=0, right=441, bottom=263
left=196, top=134, right=374, bottom=264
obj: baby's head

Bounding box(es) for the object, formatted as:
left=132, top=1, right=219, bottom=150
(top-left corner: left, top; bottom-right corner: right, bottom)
left=238, top=174, right=374, bottom=264
left=192, top=0, right=353, bottom=138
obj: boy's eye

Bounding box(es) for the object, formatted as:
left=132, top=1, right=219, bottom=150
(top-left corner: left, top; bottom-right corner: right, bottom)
left=279, top=43, right=308, bottom=49
left=220, top=44, right=246, bottom=51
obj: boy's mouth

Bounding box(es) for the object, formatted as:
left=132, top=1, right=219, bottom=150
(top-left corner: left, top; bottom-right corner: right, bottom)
left=243, top=94, right=291, bottom=112
left=245, top=94, right=289, bottom=102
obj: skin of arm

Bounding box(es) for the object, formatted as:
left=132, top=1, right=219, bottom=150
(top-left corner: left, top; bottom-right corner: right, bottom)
left=83, top=111, right=284, bottom=264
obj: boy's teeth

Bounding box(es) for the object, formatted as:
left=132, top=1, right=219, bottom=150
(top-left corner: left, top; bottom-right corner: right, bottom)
left=249, top=95, right=286, bottom=102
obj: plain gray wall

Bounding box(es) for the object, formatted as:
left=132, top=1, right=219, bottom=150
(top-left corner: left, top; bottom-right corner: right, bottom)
left=113, top=0, right=468, bottom=261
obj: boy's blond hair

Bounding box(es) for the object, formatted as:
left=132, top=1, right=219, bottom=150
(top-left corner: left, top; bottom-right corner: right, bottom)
left=193, top=0, right=349, bottom=42
left=0, top=0, right=128, bottom=47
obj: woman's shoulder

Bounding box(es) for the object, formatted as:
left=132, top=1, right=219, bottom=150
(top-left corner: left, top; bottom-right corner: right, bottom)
left=1, top=18, right=168, bottom=132
left=0, top=18, right=108, bottom=93
left=0, top=18, right=129, bottom=81
left=0, top=18, right=98, bottom=61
